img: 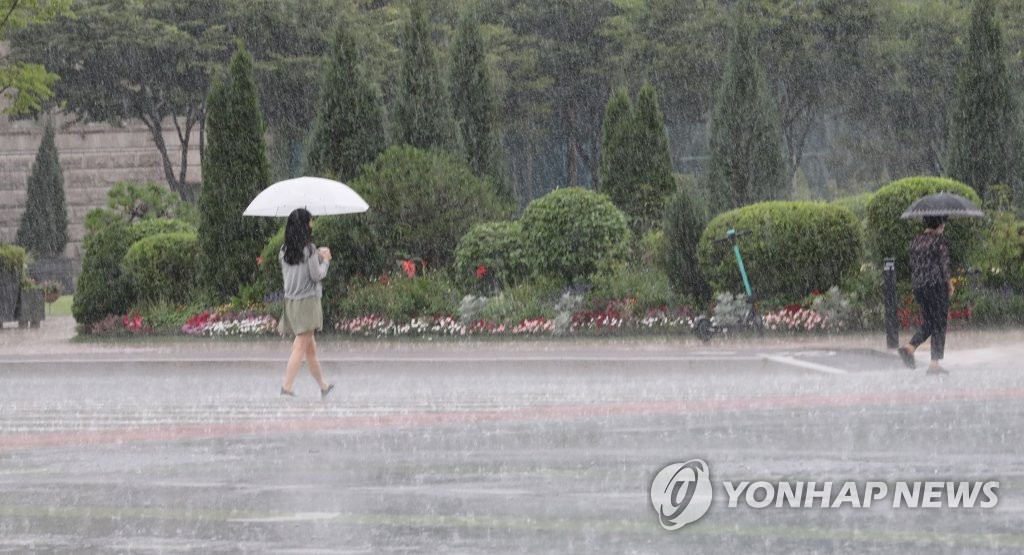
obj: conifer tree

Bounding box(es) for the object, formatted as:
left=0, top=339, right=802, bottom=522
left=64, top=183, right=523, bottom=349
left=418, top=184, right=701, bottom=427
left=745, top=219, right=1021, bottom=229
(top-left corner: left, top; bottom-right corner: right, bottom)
left=304, top=19, right=387, bottom=182
left=632, top=84, right=675, bottom=232
left=16, top=119, right=68, bottom=257
left=597, top=88, right=635, bottom=212
left=394, top=0, right=460, bottom=155
left=947, top=0, right=1021, bottom=203
left=706, top=13, right=786, bottom=213
left=197, top=43, right=275, bottom=300
left=450, top=11, right=510, bottom=202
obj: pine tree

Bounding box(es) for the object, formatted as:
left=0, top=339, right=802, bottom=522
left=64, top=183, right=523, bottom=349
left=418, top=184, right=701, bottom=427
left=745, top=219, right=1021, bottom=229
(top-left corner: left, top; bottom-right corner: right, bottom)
left=450, top=11, right=511, bottom=202
left=632, top=84, right=675, bottom=232
left=16, top=119, right=68, bottom=257
left=394, top=0, right=460, bottom=155
left=304, top=19, right=387, bottom=182
left=947, top=0, right=1020, bottom=203
left=197, top=43, right=275, bottom=300
left=597, top=88, right=635, bottom=212
left=706, top=13, right=786, bottom=213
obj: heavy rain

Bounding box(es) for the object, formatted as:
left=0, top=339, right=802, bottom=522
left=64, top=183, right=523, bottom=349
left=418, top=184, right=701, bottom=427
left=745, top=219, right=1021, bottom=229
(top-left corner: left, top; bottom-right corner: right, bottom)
left=2, top=1, right=1024, bottom=553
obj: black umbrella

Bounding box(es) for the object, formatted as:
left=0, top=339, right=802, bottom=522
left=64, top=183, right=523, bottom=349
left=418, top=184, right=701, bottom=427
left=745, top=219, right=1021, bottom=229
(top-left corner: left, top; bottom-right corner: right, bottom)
left=899, top=192, right=984, bottom=220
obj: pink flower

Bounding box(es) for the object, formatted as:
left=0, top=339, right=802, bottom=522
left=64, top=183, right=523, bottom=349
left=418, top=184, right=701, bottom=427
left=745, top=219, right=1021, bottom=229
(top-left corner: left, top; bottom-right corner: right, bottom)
left=402, top=260, right=416, bottom=278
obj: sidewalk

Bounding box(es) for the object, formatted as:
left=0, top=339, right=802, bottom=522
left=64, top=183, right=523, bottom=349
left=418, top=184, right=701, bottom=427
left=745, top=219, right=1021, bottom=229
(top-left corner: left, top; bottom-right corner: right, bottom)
left=3, top=316, right=1022, bottom=371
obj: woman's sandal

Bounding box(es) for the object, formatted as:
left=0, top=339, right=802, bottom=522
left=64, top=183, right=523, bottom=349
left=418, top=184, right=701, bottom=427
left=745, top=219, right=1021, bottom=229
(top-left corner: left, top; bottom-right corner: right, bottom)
left=897, top=346, right=916, bottom=369
left=321, top=384, right=335, bottom=399
left=280, top=387, right=296, bottom=397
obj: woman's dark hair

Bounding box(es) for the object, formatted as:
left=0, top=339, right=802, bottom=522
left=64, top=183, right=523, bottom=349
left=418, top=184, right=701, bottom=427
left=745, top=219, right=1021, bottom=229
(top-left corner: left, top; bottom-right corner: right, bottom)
left=283, top=208, right=313, bottom=265
left=923, top=215, right=948, bottom=230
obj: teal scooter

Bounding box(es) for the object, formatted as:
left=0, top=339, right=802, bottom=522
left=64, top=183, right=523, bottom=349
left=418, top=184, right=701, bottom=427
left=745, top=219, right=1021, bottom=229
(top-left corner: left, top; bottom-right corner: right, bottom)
left=693, top=228, right=764, bottom=342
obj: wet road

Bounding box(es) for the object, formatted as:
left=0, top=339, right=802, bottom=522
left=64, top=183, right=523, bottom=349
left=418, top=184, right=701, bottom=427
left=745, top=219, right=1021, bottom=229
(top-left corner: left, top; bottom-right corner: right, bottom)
left=1, top=339, right=1023, bottom=553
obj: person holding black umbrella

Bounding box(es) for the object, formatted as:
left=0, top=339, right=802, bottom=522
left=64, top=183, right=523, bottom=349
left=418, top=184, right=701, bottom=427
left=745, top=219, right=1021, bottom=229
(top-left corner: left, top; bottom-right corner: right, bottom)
left=897, top=215, right=953, bottom=375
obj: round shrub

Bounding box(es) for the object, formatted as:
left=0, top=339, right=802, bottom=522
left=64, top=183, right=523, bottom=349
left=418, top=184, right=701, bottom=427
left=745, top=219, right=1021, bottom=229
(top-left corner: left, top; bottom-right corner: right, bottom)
left=697, top=201, right=863, bottom=300
left=866, top=177, right=986, bottom=281
left=351, top=145, right=510, bottom=268
left=73, top=213, right=194, bottom=326
left=123, top=231, right=199, bottom=305
left=454, top=221, right=528, bottom=289
left=520, top=187, right=630, bottom=284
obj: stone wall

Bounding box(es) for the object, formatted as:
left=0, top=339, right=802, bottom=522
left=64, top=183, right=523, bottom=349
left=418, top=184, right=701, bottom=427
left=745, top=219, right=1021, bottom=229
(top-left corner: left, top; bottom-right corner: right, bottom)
left=0, top=116, right=201, bottom=283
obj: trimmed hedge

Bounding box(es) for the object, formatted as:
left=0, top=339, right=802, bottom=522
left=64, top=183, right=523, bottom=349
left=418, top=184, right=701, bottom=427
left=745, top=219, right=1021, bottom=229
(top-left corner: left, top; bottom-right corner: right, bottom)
left=520, top=187, right=631, bottom=284
left=975, top=214, right=1024, bottom=292
left=866, top=177, right=985, bottom=280
left=453, top=221, right=528, bottom=289
left=351, top=145, right=509, bottom=268
left=697, top=201, right=863, bottom=299
left=73, top=214, right=194, bottom=326
left=123, top=231, right=199, bottom=305
left=0, top=244, right=26, bottom=276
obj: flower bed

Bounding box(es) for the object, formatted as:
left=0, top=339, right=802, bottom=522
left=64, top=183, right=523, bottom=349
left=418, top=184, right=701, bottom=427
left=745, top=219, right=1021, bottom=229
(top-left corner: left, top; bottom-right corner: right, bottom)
left=181, top=309, right=277, bottom=337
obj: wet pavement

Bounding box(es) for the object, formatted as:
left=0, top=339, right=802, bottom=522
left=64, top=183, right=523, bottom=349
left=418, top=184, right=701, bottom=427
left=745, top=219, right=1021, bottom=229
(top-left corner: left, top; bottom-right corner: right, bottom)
left=1, top=319, right=1023, bottom=553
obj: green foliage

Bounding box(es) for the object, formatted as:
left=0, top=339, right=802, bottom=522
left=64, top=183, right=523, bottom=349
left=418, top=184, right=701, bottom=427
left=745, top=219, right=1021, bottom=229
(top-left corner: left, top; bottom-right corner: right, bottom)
left=865, top=176, right=986, bottom=279
left=137, top=299, right=204, bottom=334
left=394, top=0, right=460, bottom=155
left=520, top=187, right=630, bottom=285
left=588, top=263, right=674, bottom=313
left=450, top=10, right=510, bottom=202
left=832, top=192, right=875, bottom=225
left=16, top=120, right=67, bottom=257
left=662, top=181, right=712, bottom=301
left=477, top=279, right=561, bottom=325
left=334, top=271, right=459, bottom=321
left=598, top=88, right=634, bottom=211
left=598, top=85, right=674, bottom=235
left=631, top=84, right=675, bottom=230
left=313, top=214, right=389, bottom=302
left=352, top=145, right=507, bottom=268
left=0, top=244, right=27, bottom=276
left=123, top=231, right=199, bottom=305
left=706, top=12, right=787, bottom=213
left=453, top=221, right=528, bottom=290
left=698, top=201, right=863, bottom=300
left=973, top=213, right=1024, bottom=292
left=257, top=225, right=286, bottom=294
left=197, top=43, right=276, bottom=300
left=104, top=181, right=197, bottom=225
left=73, top=216, right=194, bottom=326
left=303, top=18, right=386, bottom=182
left=947, top=0, right=1021, bottom=203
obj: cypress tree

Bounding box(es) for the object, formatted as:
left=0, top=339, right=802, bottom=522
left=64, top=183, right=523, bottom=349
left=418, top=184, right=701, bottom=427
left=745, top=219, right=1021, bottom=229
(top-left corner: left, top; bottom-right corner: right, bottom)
left=632, top=84, right=675, bottom=232
left=450, top=11, right=510, bottom=202
left=706, top=13, right=786, bottom=213
left=16, top=119, right=68, bottom=257
left=597, top=88, right=635, bottom=213
left=947, top=0, right=1020, bottom=203
left=304, top=19, right=387, bottom=182
left=197, top=43, right=275, bottom=300
left=394, top=0, right=460, bottom=154
left=663, top=180, right=711, bottom=301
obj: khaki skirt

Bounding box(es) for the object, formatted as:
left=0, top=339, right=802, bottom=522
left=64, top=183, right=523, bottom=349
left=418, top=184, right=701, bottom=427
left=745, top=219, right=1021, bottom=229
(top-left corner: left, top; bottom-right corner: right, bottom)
left=278, top=295, right=323, bottom=337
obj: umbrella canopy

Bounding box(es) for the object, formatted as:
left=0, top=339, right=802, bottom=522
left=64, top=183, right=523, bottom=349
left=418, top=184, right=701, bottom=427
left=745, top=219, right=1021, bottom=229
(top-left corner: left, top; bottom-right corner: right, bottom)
left=899, top=192, right=984, bottom=220
left=243, top=176, right=369, bottom=217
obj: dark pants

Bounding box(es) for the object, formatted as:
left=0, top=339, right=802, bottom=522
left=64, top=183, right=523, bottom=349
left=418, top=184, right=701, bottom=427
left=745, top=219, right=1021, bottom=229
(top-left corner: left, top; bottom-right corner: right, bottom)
left=910, top=282, right=949, bottom=361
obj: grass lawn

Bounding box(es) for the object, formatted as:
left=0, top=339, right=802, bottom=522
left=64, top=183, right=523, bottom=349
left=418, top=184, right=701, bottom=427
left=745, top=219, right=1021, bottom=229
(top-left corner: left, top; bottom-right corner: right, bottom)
left=47, top=295, right=73, bottom=317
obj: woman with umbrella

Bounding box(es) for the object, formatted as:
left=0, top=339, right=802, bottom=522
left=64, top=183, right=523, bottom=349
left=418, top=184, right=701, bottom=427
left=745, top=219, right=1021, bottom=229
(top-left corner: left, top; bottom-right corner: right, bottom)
left=278, top=208, right=335, bottom=398
left=898, top=215, right=953, bottom=375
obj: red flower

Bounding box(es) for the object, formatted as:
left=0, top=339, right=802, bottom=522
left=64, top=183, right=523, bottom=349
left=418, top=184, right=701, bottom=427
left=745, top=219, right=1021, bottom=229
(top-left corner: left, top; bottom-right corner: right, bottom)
left=401, top=259, right=416, bottom=278
left=476, top=265, right=488, bottom=280
left=256, top=255, right=263, bottom=267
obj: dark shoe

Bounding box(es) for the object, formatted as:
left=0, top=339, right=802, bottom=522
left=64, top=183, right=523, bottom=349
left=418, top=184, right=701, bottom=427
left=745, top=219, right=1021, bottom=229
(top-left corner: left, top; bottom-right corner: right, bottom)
left=321, top=384, right=335, bottom=399
left=280, top=387, right=296, bottom=397
left=925, top=366, right=949, bottom=376
left=898, top=346, right=916, bottom=369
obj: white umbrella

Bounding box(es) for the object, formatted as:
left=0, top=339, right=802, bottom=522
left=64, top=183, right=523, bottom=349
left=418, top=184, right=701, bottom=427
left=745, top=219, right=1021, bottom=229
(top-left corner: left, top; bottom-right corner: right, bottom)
left=242, top=176, right=369, bottom=217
